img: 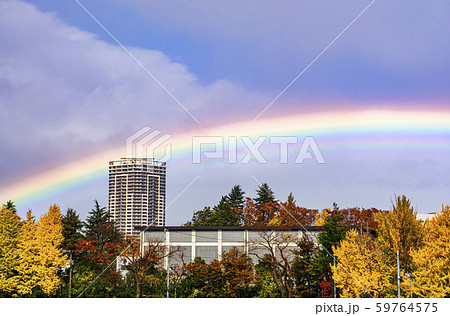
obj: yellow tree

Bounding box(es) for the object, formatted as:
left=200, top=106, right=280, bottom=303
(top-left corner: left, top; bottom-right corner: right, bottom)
left=332, top=229, right=391, bottom=297
left=375, top=195, right=424, bottom=294
left=16, top=210, right=40, bottom=296
left=0, top=204, right=20, bottom=294
left=411, top=205, right=450, bottom=298
left=314, top=208, right=330, bottom=226
left=36, top=204, right=68, bottom=296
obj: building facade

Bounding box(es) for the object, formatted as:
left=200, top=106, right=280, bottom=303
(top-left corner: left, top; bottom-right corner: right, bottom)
left=108, top=158, right=166, bottom=236
left=137, top=226, right=323, bottom=269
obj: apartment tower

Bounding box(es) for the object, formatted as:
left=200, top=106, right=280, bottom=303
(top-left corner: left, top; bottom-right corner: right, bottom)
left=108, top=158, right=166, bottom=236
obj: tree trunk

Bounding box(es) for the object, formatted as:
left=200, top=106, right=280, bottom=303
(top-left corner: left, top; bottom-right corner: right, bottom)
left=135, top=270, right=140, bottom=298
left=271, top=264, right=284, bottom=298
left=69, top=251, right=73, bottom=298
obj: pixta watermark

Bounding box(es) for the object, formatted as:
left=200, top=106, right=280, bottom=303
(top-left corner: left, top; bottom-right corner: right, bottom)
left=192, top=136, right=325, bottom=164
left=126, top=126, right=172, bottom=162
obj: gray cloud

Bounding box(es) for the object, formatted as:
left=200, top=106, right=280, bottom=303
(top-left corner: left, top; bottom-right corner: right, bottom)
left=0, top=0, right=267, bottom=179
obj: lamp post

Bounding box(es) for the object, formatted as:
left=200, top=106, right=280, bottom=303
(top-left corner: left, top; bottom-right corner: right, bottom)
left=405, top=273, right=413, bottom=298
left=397, top=250, right=401, bottom=298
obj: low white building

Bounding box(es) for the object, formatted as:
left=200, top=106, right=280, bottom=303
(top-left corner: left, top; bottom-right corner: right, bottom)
left=136, top=225, right=323, bottom=269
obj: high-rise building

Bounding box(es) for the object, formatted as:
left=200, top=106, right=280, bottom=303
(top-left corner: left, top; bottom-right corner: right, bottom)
left=108, top=158, right=166, bottom=236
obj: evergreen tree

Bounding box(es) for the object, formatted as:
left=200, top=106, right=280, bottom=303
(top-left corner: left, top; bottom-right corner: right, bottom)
left=36, top=204, right=68, bottom=297
left=61, top=208, right=84, bottom=298
left=84, top=200, right=109, bottom=239
left=228, top=185, right=245, bottom=210
left=213, top=196, right=240, bottom=226
left=0, top=204, right=20, bottom=295
left=310, top=210, right=348, bottom=297
left=286, top=192, right=296, bottom=206
left=3, top=200, right=16, bottom=214
left=254, top=183, right=276, bottom=206
left=16, top=211, right=40, bottom=297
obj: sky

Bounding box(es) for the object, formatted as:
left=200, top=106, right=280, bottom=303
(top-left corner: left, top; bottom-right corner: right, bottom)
left=1, top=0, right=450, bottom=224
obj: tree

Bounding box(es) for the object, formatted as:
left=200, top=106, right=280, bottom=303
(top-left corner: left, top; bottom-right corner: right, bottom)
left=74, top=201, right=124, bottom=297
left=375, top=195, right=425, bottom=292
left=84, top=199, right=109, bottom=240
left=340, top=207, right=384, bottom=230
left=213, top=196, right=240, bottom=226
left=254, top=183, right=276, bottom=207
left=185, top=207, right=215, bottom=226
left=331, top=229, right=391, bottom=298
left=3, top=200, right=16, bottom=213
left=291, top=235, right=317, bottom=297
left=184, top=195, right=241, bottom=227
left=228, top=185, right=245, bottom=210
left=248, top=230, right=299, bottom=297
left=36, top=204, right=68, bottom=296
left=16, top=210, right=40, bottom=297
left=186, top=247, right=259, bottom=297
left=240, top=198, right=279, bottom=226
left=122, top=236, right=176, bottom=298
left=0, top=204, right=20, bottom=295
left=310, top=210, right=348, bottom=297
left=411, top=205, right=450, bottom=297
left=314, top=208, right=331, bottom=226
left=61, top=208, right=84, bottom=298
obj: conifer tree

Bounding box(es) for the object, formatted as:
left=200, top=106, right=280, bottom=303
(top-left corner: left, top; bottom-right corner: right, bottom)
left=228, top=185, right=245, bottom=210
left=16, top=210, right=40, bottom=297
left=36, top=204, right=68, bottom=296
left=214, top=196, right=240, bottom=226
left=62, top=208, right=84, bottom=297
left=0, top=204, right=20, bottom=295
left=254, top=183, right=276, bottom=206
left=310, top=210, right=348, bottom=296
left=84, top=200, right=109, bottom=239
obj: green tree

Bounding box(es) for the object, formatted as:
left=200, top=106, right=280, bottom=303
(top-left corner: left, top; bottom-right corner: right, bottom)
left=286, top=192, right=296, bottom=206
left=254, top=183, right=276, bottom=207
left=213, top=196, right=240, bottom=226
left=84, top=200, right=109, bottom=239
left=291, top=235, right=317, bottom=297
left=61, top=208, right=84, bottom=297
left=228, top=185, right=245, bottom=210
left=0, top=204, right=20, bottom=296
left=310, top=209, right=349, bottom=297
left=185, top=207, right=215, bottom=226
left=74, top=200, right=124, bottom=297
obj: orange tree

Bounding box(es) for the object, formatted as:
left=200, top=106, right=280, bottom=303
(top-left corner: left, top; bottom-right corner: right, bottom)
left=185, top=247, right=259, bottom=297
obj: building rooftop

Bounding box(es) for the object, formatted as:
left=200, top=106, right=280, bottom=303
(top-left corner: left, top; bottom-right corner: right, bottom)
left=135, top=225, right=324, bottom=232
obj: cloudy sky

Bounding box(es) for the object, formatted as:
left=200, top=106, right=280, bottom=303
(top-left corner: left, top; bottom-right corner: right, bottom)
left=1, top=0, right=450, bottom=223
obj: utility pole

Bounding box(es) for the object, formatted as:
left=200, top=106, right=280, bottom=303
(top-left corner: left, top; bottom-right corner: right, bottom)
left=397, top=250, right=401, bottom=298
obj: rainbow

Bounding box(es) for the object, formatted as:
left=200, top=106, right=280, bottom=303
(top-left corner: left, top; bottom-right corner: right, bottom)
left=2, top=107, right=450, bottom=212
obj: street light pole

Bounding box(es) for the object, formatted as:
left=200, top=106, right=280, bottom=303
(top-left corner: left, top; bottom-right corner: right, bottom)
left=333, top=257, right=337, bottom=298
left=397, top=250, right=401, bottom=298
left=405, top=273, right=413, bottom=298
